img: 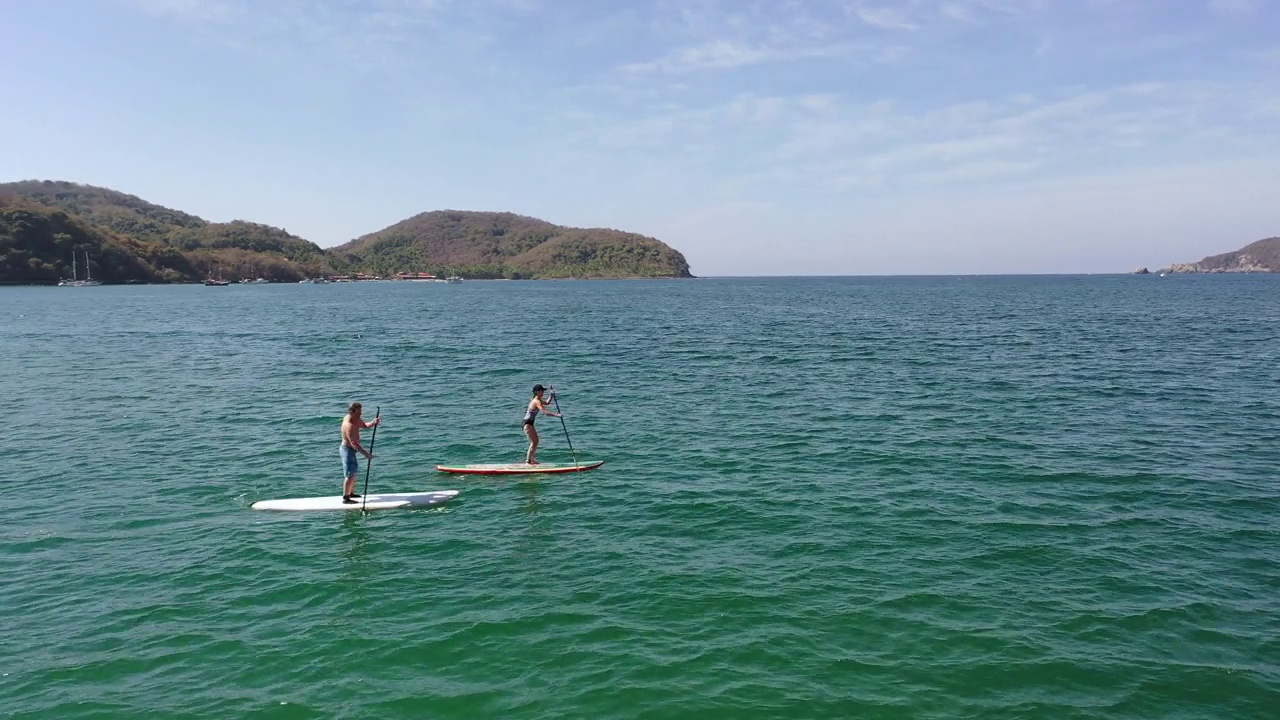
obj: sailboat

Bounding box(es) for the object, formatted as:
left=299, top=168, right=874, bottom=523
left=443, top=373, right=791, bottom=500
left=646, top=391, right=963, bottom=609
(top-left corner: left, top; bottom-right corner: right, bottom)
left=204, top=268, right=230, bottom=286
left=58, top=250, right=103, bottom=287
left=239, top=263, right=270, bottom=283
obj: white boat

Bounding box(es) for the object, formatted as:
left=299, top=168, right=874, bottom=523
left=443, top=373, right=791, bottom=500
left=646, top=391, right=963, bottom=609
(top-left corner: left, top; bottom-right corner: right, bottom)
left=58, top=250, right=102, bottom=287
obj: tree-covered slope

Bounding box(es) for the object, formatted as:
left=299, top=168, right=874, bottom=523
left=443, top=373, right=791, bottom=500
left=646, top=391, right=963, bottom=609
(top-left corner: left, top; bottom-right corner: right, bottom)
left=332, top=210, right=692, bottom=279
left=0, top=181, right=338, bottom=282
left=0, top=180, right=206, bottom=243
left=0, top=181, right=694, bottom=283
left=511, top=229, right=692, bottom=278
left=0, top=195, right=196, bottom=284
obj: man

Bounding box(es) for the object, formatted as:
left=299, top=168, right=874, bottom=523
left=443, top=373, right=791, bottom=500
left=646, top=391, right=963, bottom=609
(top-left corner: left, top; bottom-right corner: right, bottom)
left=340, top=402, right=380, bottom=504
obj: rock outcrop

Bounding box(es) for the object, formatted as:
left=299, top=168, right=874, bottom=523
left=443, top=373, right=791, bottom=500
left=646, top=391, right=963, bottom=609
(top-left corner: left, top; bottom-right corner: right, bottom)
left=1158, top=237, right=1279, bottom=274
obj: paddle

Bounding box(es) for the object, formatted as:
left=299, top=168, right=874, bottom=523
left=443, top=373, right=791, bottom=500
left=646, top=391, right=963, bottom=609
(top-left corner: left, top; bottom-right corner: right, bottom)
left=361, top=406, right=381, bottom=513
left=548, top=386, right=579, bottom=468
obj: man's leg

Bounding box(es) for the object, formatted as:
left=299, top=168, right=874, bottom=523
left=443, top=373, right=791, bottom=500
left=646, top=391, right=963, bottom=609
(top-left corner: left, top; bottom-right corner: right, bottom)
left=341, top=447, right=360, bottom=500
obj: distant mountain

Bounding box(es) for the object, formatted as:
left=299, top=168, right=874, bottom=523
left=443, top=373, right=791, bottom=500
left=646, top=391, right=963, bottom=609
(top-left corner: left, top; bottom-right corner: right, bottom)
left=0, top=195, right=197, bottom=284
left=332, top=210, right=692, bottom=279
left=0, top=180, right=693, bottom=283
left=0, top=180, right=337, bottom=283
left=1160, top=237, right=1280, bottom=274
left=1, top=180, right=206, bottom=243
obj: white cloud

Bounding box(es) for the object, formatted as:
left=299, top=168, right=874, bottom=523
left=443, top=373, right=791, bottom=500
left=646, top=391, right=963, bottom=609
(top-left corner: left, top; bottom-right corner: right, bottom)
left=562, top=76, right=1280, bottom=208
left=128, top=0, right=454, bottom=53
left=933, top=0, right=1044, bottom=23
left=725, top=95, right=790, bottom=124
left=620, top=39, right=851, bottom=75
left=911, top=158, right=1043, bottom=184
left=131, top=0, right=245, bottom=23
left=1208, top=0, right=1262, bottom=17
left=851, top=4, right=919, bottom=31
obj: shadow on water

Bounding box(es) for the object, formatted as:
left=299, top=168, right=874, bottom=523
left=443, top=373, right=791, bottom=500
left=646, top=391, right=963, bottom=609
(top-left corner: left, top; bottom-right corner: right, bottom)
left=338, top=511, right=374, bottom=584
left=517, top=480, right=544, bottom=519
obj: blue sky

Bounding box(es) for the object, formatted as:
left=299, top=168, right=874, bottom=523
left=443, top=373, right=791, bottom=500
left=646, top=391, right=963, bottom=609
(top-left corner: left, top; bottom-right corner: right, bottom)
left=2, top=0, right=1277, bottom=275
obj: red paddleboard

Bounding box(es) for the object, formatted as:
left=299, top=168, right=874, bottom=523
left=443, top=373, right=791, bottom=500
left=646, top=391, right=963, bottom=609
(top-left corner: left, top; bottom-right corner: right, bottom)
left=435, top=460, right=604, bottom=475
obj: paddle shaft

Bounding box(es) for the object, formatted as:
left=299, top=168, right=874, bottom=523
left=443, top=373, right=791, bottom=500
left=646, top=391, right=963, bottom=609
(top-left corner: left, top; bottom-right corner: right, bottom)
left=361, top=407, right=380, bottom=512
left=549, top=387, right=578, bottom=467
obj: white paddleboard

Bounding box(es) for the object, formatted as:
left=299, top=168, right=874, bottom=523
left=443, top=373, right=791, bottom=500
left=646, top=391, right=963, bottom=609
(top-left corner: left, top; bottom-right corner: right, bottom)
left=251, top=490, right=460, bottom=512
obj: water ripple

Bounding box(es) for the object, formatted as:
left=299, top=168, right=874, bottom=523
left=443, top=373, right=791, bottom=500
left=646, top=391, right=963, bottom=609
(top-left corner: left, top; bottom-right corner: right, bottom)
left=2, top=277, right=1278, bottom=718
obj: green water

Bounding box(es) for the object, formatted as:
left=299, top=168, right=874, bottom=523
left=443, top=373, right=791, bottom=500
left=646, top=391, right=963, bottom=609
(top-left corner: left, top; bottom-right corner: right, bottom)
left=2, top=276, right=1277, bottom=719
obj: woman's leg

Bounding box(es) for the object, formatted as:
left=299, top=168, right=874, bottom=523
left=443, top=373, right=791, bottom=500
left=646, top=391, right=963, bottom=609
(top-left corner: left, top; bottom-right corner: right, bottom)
left=524, top=424, right=539, bottom=463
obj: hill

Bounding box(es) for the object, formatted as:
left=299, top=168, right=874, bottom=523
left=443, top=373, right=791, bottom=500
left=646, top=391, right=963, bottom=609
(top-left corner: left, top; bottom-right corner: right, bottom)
left=0, top=181, right=339, bottom=282
left=332, top=210, right=692, bottom=279
left=0, top=181, right=693, bottom=283
left=0, top=195, right=197, bottom=284
left=1160, top=237, right=1280, bottom=273
left=1, top=180, right=206, bottom=243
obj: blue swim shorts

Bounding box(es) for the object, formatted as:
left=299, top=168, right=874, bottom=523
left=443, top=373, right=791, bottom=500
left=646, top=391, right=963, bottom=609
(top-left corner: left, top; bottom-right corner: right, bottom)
left=340, top=444, right=359, bottom=477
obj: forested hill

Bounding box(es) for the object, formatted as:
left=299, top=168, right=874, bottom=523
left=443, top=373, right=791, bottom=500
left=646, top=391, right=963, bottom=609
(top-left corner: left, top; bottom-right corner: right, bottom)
left=331, top=210, right=693, bottom=279
left=2, top=180, right=206, bottom=243
left=0, top=181, right=338, bottom=283
left=0, top=194, right=197, bottom=284
left=1159, top=237, right=1280, bottom=273
left=1, top=180, right=694, bottom=283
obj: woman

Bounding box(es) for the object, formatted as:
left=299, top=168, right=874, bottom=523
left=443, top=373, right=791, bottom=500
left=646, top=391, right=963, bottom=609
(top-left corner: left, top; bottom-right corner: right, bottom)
left=522, top=384, right=561, bottom=464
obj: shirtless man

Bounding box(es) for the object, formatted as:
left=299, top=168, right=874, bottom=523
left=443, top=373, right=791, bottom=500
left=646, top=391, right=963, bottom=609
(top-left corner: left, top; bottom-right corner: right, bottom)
left=340, top=402, right=380, bottom=504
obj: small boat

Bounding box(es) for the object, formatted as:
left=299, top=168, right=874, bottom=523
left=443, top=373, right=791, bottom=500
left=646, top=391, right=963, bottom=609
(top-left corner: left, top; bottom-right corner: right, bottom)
left=59, top=250, right=103, bottom=287
left=205, top=264, right=231, bottom=285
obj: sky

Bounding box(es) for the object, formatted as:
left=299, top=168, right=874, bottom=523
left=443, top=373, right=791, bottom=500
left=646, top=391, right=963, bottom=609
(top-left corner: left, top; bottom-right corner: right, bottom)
left=2, top=0, right=1278, bottom=275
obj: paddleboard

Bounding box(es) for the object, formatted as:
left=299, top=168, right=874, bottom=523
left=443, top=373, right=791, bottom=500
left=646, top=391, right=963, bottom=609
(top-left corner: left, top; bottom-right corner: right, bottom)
left=251, top=490, right=460, bottom=512
left=435, top=460, right=604, bottom=475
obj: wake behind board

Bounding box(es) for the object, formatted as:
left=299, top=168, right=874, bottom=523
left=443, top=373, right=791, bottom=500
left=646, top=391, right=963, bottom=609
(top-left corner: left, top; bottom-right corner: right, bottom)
left=251, top=490, right=459, bottom=512
left=435, top=460, right=604, bottom=476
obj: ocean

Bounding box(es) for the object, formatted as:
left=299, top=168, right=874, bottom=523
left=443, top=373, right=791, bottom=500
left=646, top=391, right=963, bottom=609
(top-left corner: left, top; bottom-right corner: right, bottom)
left=2, top=275, right=1277, bottom=719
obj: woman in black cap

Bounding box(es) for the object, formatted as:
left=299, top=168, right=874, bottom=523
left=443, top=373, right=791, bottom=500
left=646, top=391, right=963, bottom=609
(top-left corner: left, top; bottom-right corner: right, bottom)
left=522, top=384, right=562, bottom=464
